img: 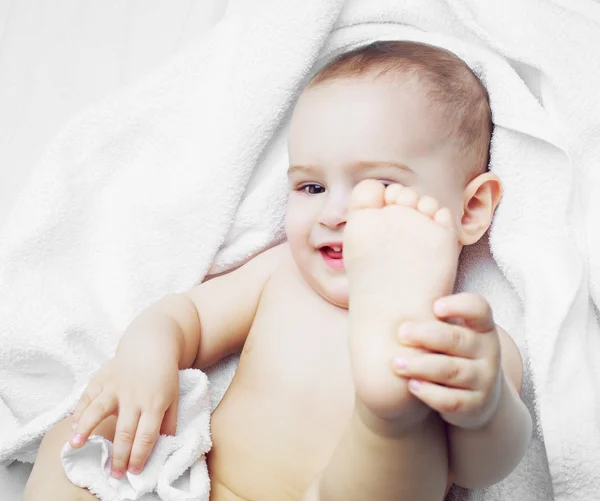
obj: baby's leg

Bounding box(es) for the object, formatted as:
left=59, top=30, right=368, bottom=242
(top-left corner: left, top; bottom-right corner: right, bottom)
left=342, top=180, right=460, bottom=500
left=24, top=416, right=117, bottom=501
left=303, top=409, right=451, bottom=501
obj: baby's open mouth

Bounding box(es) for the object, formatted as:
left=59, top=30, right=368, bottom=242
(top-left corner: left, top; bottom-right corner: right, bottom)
left=321, top=245, right=343, bottom=259
left=318, top=245, right=344, bottom=269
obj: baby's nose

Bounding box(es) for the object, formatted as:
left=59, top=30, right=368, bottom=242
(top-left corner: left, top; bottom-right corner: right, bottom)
left=319, top=194, right=348, bottom=229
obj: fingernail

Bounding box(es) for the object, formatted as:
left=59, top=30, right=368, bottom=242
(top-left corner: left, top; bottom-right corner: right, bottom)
left=71, top=433, right=83, bottom=445
left=128, top=466, right=141, bottom=475
left=393, top=357, right=408, bottom=372
left=434, top=300, right=447, bottom=315
left=409, top=379, right=421, bottom=391
left=111, top=469, right=124, bottom=479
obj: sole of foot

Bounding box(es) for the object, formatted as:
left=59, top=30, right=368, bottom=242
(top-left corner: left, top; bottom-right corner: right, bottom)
left=344, top=180, right=460, bottom=430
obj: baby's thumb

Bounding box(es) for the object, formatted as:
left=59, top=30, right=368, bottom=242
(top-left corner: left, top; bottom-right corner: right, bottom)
left=160, top=402, right=178, bottom=436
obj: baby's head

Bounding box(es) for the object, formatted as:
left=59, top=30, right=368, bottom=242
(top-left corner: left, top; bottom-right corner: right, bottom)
left=286, top=41, right=502, bottom=307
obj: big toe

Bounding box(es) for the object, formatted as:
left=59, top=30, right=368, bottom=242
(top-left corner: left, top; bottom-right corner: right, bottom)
left=349, top=180, right=386, bottom=210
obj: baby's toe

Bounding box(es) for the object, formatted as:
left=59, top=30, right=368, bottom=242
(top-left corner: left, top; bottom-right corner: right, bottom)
left=394, top=186, right=419, bottom=208
left=417, top=195, right=440, bottom=218
left=350, top=180, right=386, bottom=210
left=384, top=183, right=404, bottom=205
left=434, top=207, right=454, bottom=229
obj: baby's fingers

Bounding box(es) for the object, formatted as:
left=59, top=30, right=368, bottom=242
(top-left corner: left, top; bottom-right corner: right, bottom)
left=160, top=401, right=178, bottom=437
left=393, top=353, right=479, bottom=389
left=398, top=320, right=478, bottom=359
left=71, top=393, right=117, bottom=448
left=126, top=411, right=163, bottom=475
left=109, top=409, right=141, bottom=478
left=71, top=381, right=103, bottom=426
left=406, top=379, right=483, bottom=421
left=434, top=293, right=494, bottom=332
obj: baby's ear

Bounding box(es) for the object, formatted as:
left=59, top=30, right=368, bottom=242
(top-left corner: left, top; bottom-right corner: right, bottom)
left=458, top=172, right=502, bottom=246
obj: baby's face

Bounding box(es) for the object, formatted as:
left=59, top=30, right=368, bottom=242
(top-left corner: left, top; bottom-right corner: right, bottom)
left=286, top=76, right=467, bottom=308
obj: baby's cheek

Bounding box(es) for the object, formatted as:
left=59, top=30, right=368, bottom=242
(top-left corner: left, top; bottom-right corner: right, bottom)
left=285, top=199, right=308, bottom=242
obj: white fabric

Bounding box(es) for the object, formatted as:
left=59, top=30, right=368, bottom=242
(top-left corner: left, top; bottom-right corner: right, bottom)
left=1, top=1, right=599, bottom=500
left=0, top=4, right=229, bottom=498
left=0, top=0, right=229, bottom=233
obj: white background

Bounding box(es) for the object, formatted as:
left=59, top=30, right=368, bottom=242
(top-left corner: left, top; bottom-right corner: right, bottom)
left=0, top=0, right=228, bottom=233
left=0, top=1, right=227, bottom=496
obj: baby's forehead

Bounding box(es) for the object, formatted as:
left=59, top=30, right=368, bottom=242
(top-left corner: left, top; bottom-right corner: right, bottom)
left=290, top=75, right=444, bottom=149
left=292, top=42, right=492, bottom=177
left=302, top=42, right=489, bottom=127
left=293, top=73, right=430, bottom=119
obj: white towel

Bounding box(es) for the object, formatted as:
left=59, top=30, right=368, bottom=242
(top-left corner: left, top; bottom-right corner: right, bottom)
left=1, top=1, right=599, bottom=501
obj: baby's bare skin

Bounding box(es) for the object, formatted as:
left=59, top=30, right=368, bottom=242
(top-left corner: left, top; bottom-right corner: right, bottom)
left=209, top=182, right=457, bottom=501
left=208, top=248, right=356, bottom=501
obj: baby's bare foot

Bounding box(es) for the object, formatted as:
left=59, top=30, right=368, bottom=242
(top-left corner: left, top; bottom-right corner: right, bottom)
left=344, top=180, right=460, bottom=430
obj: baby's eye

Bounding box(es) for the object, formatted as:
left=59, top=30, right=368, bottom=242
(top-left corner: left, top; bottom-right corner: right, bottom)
left=300, top=184, right=325, bottom=195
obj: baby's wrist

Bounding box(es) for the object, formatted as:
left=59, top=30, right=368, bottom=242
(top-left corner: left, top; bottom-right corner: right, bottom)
left=117, top=313, right=182, bottom=362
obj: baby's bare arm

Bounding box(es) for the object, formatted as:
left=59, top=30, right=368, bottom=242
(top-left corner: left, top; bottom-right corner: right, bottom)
left=117, top=242, right=288, bottom=372
left=45, top=244, right=287, bottom=483
left=446, top=326, right=532, bottom=489
left=184, top=243, right=288, bottom=370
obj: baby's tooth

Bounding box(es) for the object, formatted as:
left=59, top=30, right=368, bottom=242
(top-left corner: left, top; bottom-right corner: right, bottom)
left=332, top=246, right=342, bottom=252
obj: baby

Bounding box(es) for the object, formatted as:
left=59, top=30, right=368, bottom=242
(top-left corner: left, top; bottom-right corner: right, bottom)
left=24, top=41, right=532, bottom=501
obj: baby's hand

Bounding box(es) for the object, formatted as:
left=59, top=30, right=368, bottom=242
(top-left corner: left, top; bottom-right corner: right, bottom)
left=393, top=293, right=503, bottom=430
left=70, top=346, right=180, bottom=478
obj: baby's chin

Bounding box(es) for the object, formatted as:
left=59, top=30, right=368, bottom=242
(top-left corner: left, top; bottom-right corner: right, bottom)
left=313, top=279, right=349, bottom=309
left=294, top=258, right=350, bottom=308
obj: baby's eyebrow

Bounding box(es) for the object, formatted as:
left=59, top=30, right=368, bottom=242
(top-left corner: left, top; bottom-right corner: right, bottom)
left=350, top=160, right=412, bottom=172
left=287, top=164, right=318, bottom=177
left=287, top=161, right=412, bottom=177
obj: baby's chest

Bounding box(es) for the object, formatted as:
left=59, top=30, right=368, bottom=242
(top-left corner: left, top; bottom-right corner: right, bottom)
left=208, top=271, right=355, bottom=500
left=241, top=270, right=354, bottom=406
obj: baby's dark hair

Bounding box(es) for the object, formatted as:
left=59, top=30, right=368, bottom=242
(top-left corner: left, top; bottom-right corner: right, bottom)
left=309, top=41, right=493, bottom=179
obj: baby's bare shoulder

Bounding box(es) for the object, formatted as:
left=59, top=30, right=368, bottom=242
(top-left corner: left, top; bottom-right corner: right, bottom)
left=256, top=241, right=296, bottom=277
left=230, top=241, right=291, bottom=280
left=253, top=241, right=291, bottom=266
left=233, top=242, right=298, bottom=298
